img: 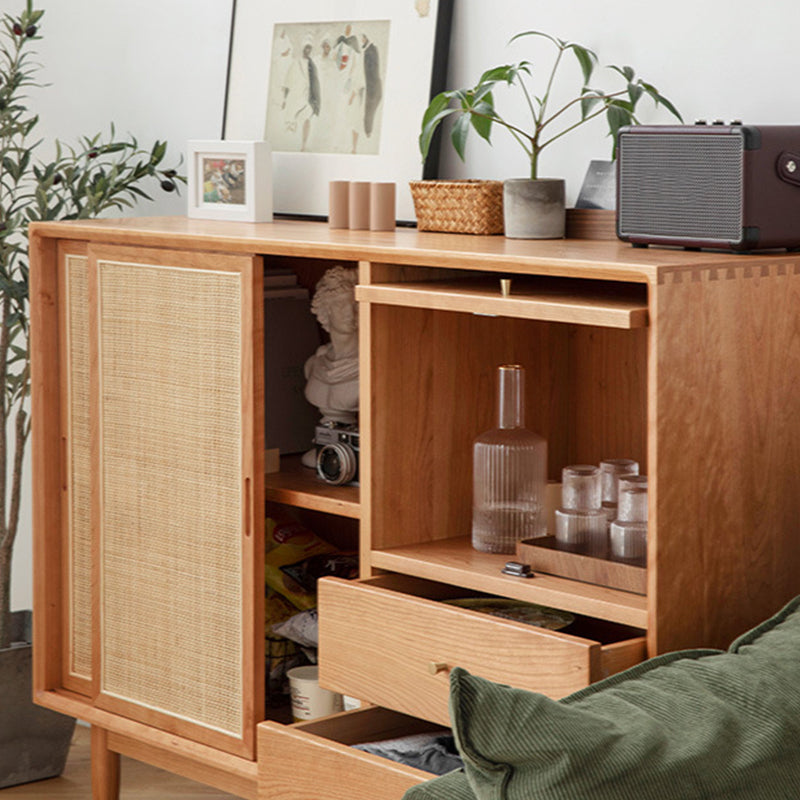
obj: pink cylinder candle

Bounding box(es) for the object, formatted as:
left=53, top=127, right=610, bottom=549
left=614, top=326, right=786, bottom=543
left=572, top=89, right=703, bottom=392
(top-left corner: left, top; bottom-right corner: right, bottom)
left=370, top=182, right=396, bottom=231
left=348, top=181, right=370, bottom=230
left=328, top=181, right=350, bottom=229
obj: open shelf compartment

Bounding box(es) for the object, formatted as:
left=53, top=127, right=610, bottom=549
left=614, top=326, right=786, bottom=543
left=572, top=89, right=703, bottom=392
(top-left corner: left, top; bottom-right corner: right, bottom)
left=363, top=292, right=649, bottom=630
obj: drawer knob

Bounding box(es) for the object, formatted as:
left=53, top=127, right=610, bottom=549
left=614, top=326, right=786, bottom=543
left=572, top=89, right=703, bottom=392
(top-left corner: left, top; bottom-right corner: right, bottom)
left=428, top=661, right=449, bottom=675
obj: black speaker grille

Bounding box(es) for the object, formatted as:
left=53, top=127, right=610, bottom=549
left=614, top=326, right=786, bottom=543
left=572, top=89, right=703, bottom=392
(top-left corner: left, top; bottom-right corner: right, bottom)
left=618, top=133, right=743, bottom=242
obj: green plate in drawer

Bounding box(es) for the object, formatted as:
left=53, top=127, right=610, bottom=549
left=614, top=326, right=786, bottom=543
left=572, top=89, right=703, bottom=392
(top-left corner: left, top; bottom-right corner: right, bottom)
left=442, top=598, right=574, bottom=630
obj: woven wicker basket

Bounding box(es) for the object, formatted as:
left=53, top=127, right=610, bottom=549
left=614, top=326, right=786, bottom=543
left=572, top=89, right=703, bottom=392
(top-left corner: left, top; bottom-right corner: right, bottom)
left=409, top=179, right=504, bottom=235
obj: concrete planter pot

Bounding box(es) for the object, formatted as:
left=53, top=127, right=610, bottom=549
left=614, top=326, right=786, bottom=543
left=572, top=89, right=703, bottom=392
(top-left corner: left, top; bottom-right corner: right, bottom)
left=0, top=611, right=76, bottom=789
left=503, top=178, right=566, bottom=239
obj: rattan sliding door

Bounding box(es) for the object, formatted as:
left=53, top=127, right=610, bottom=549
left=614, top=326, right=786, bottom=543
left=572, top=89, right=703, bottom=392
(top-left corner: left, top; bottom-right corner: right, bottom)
left=88, top=244, right=264, bottom=758
left=56, top=243, right=93, bottom=695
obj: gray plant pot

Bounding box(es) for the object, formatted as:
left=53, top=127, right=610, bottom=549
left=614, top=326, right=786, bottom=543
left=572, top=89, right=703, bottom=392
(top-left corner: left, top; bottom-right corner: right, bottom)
left=0, top=611, right=76, bottom=789
left=503, top=178, right=566, bottom=239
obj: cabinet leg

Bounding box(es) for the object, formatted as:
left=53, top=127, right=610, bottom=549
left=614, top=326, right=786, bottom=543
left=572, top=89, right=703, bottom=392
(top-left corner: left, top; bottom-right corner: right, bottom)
left=90, top=726, right=121, bottom=800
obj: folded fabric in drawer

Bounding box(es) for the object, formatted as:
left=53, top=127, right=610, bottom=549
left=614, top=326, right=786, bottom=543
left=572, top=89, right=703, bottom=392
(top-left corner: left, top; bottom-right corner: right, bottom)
left=353, top=730, right=462, bottom=775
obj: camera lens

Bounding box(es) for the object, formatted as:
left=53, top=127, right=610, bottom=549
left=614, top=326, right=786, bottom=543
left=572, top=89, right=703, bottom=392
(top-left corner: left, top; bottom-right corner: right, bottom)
left=316, top=443, right=357, bottom=485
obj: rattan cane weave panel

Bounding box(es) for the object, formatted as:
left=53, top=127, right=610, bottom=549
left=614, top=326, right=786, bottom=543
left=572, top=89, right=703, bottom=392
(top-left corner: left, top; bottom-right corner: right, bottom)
left=97, top=260, right=244, bottom=738
left=66, top=254, right=92, bottom=681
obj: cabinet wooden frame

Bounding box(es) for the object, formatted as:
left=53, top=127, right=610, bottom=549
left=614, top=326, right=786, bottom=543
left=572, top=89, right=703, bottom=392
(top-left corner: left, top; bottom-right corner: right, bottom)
left=31, top=231, right=68, bottom=697
left=28, top=217, right=800, bottom=799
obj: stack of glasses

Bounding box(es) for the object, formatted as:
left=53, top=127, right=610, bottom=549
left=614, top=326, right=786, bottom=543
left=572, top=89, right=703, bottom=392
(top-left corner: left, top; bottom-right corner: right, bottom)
left=554, top=459, right=647, bottom=566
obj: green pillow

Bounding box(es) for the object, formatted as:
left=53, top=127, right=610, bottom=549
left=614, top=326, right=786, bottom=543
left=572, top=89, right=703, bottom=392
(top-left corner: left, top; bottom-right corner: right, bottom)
left=450, top=595, right=800, bottom=800
left=403, top=770, right=477, bottom=800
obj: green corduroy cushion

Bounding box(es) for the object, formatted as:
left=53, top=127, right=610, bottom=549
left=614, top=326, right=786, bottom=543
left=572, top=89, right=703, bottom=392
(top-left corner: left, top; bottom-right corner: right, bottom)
left=403, top=769, right=477, bottom=800
left=448, top=595, right=800, bottom=800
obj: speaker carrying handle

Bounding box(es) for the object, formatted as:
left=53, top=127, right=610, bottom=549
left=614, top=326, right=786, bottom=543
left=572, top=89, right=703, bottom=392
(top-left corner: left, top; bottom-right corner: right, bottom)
left=776, top=151, right=800, bottom=187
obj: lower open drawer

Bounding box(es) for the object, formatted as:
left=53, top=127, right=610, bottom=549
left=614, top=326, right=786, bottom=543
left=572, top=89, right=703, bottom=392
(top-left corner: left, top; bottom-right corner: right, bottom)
left=258, top=706, right=445, bottom=800
left=319, top=574, right=647, bottom=726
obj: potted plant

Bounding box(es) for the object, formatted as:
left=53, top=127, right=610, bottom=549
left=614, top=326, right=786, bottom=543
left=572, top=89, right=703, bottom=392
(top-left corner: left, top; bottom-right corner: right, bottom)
left=419, top=30, right=682, bottom=238
left=0, top=2, right=183, bottom=787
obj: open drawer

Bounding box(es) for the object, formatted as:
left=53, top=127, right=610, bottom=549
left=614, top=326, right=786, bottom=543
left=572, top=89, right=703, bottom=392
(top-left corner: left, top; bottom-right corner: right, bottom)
left=258, top=706, right=445, bottom=800
left=319, top=574, right=646, bottom=726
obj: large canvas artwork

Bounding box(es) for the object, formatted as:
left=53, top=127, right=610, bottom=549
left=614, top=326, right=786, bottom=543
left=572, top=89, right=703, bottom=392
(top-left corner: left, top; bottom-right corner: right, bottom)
left=265, top=21, right=390, bottom=156
left=224, top=1, right=453, bottom=221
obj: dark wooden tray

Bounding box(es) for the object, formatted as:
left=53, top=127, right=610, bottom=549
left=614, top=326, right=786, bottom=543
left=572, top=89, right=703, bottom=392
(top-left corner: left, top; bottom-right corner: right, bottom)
left=516, top=536, right=646, bottom=596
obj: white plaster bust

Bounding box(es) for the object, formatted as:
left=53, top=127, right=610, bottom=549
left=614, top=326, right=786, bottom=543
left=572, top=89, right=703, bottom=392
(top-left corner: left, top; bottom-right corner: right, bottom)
left=302, top=266, right=359, bottom=467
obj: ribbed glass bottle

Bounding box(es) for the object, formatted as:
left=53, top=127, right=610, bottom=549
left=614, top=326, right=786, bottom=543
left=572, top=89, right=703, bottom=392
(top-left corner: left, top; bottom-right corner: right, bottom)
left=471, top=365, right=547, bottom=554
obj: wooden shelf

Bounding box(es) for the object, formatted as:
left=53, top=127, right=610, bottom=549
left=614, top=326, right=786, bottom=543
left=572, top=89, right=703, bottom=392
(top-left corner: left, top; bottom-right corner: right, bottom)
left=370, top=537, right=647, bottom=629
left=265, top=455, right=360, bottom=519
left=356, top=276, right=649, bottom=329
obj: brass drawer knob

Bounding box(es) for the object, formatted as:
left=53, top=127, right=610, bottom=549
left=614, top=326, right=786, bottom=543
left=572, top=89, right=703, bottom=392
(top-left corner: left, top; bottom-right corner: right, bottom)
left=428, top=661, right=449, bottom=675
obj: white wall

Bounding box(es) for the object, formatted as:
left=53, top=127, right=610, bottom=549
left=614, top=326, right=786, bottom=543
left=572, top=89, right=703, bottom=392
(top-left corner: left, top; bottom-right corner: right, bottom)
left=11, top=0, right=800, bottom=607
left=33, top=0, right=232, bottom=217
left=10, top=0, right=231, bottom=610
left=443, top=0, right=800, bottom=201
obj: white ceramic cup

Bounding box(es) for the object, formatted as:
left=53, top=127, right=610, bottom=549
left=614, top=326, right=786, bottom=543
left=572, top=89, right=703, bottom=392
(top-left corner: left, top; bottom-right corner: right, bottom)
left=287, top=665, right=343, bottom=721
left=343, top=695, right=362, bottom=711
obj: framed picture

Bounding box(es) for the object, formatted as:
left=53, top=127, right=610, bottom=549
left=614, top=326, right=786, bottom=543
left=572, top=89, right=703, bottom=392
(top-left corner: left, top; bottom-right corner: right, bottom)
left=187, top=140, right=273, bottom=222
left=223, top=0, right=454, bottom=222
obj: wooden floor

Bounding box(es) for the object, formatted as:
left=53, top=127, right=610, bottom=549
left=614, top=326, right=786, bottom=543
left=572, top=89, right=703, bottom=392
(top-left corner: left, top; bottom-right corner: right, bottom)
left=0, top=725, right=239, bottom=798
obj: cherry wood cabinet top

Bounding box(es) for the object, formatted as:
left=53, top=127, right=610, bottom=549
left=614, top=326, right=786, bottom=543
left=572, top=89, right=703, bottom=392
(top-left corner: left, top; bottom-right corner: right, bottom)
left=30, top=216, right=798, bottom=284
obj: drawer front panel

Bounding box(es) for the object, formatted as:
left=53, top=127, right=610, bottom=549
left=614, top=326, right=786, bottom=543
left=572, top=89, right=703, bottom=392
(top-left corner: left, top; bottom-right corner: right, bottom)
left=258, top=708, right=435, bottom=800
left=319, top=577, right=605, bottom=726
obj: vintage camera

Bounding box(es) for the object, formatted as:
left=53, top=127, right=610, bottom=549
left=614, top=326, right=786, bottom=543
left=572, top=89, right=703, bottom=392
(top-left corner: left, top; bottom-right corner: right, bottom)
left=314, top=422, right=360, bottom=486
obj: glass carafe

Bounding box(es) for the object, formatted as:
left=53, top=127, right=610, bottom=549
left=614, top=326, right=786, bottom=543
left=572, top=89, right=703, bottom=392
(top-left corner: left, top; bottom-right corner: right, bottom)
left=471, top=365, right=547, bottom=554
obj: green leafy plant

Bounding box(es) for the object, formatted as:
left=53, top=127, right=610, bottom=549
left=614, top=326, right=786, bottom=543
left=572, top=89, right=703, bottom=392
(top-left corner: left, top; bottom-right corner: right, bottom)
left=420, top=30, right=682, bottom=179
left=0, top=1, right=184, bottom=648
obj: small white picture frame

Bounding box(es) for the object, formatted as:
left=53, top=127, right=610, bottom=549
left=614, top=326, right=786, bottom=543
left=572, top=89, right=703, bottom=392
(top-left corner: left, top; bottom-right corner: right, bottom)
left=187, top=140, right=273, bottom=222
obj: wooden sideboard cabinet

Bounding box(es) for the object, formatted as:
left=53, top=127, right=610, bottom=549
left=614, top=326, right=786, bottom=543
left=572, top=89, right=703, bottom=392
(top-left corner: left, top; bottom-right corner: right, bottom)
left=29, top=217, right=800, bottom=799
